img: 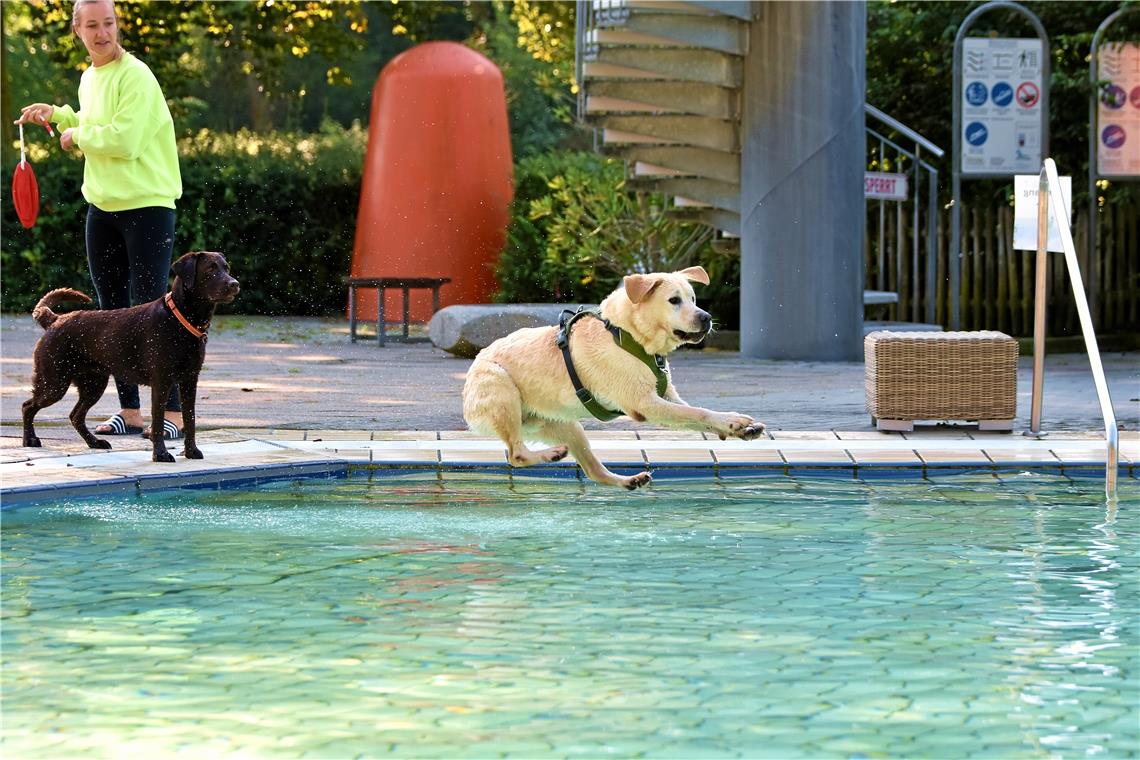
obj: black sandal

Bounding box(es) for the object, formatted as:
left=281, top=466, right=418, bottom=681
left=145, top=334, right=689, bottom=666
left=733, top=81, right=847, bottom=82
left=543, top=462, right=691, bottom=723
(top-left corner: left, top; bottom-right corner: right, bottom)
left=143, top=420, right=184, bottom=441
left=94, top=413, right=144, bottom=436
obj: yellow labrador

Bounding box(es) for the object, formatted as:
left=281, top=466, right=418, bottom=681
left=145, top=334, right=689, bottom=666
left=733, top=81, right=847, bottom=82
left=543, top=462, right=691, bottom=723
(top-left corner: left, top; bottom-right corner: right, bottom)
left=462, top=266, right=765, bottom=489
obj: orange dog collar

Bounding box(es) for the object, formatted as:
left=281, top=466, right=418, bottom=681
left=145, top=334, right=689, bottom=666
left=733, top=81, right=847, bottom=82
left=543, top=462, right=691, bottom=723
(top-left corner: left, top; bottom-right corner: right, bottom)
left=164, top=292, right=209, bottom=340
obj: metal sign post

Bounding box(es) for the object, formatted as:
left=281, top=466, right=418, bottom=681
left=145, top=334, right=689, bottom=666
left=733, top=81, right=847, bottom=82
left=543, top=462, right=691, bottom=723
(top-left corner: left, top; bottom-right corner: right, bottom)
left=951, top=1, right=1049, bottom=329
left=1088, top=8, right=1140, bottom=322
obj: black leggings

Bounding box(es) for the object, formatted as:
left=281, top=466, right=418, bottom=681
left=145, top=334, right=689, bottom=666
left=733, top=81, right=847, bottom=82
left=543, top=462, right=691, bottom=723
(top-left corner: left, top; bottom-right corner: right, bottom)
left=85, top=204, right=181, bottom=412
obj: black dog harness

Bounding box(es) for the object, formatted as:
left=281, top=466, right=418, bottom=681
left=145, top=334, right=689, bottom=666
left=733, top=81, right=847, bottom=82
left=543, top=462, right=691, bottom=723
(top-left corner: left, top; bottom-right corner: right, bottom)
left=556, top=307, right=669, bottom=421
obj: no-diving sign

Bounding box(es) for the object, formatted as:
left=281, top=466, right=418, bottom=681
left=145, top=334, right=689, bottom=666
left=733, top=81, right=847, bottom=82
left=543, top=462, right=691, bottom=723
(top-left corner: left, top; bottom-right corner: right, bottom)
left=1016, top=82, right=1039, bottom=108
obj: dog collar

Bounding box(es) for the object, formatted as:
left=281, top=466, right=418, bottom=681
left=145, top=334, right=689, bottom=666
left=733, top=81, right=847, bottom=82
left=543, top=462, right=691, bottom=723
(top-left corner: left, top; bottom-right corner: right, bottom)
left=555, top=307, right=669, bottom=421
left=163, top=292, right=209, bottom=340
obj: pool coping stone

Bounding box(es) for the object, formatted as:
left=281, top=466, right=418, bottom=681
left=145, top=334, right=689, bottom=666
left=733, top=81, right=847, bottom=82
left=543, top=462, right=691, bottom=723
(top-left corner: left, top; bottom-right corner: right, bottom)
left=2, top=431, right=1136, bottom=507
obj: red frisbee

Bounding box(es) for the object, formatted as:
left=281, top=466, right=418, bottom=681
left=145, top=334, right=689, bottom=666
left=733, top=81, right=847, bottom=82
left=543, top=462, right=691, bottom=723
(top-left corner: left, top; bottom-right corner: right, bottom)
left=13, top=161, right=39, bottom=229
left=12, top=123, right=41, bottom=229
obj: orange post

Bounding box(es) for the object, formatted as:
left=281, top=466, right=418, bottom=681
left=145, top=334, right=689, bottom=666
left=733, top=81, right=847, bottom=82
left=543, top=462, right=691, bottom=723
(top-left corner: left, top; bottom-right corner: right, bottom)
left=349, top=42, right=514, bottom=323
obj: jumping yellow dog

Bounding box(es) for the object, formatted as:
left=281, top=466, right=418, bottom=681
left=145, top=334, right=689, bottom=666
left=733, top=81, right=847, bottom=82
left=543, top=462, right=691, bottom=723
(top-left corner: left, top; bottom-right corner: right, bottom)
left=462, top=266, right=766, bottom=489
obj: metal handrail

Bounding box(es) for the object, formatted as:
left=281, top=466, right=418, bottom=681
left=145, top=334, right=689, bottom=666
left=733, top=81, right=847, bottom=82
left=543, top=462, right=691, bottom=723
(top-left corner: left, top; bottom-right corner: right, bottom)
left=574, top=0, right=588, bottom=120
left=865, top=127, right=939, bottom=175
left=864, top=104, right=945, bottom=158
left=1029, top=158, right=1118, bottom=502
left=864, top=106, right=943, bottom=324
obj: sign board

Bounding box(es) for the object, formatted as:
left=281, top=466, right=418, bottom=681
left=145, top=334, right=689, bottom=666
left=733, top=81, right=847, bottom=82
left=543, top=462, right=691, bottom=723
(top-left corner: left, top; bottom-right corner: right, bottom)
left=1096, top=42, right=1140, bottom=178
left=1012, top=174, right=1072, bottom=252
left=864, top=172, right=908, bottom=201
left=961, top=38, right=1044, bottom=176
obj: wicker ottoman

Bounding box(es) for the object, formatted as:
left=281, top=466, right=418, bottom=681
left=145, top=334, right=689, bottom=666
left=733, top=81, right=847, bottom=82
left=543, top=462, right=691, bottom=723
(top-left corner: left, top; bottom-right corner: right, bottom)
left=864, top=331, right=1018, bottom=432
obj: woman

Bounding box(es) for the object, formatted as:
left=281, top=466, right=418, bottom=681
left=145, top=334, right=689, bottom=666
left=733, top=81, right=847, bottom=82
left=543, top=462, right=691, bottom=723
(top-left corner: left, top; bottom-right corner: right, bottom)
left=16, top=0, right=185, bottom=440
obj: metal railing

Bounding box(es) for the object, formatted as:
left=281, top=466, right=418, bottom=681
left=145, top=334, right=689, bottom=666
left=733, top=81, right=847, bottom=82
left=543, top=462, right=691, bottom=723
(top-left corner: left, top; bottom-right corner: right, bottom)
left=1028, top=158, right=1118, bottom=502
left=574, top=0, right=591, bottom=120
left=864, top=104, right=944, bottom=325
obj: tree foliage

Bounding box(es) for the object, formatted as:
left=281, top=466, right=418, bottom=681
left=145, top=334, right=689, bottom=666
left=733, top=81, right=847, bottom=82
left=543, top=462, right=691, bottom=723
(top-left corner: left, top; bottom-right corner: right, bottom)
left=2, top=0, right=578, bottom=154
left=2, top=1, right=370, bottom=133
left=1, top=126, right=367, bottom=315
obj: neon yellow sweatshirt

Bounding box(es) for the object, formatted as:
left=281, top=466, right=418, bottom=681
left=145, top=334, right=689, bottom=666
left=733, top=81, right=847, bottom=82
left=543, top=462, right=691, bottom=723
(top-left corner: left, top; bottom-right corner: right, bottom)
left=52, top=51, right=182, bottom=212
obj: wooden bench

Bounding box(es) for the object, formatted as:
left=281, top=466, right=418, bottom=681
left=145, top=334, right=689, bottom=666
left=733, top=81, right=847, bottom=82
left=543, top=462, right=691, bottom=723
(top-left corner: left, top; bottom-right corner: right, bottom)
left=344, top=277, right=451, bottom=346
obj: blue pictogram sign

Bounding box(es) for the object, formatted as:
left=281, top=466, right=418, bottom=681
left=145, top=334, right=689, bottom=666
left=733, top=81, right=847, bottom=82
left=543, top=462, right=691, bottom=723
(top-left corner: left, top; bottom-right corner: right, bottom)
left=1101, top=125, right=1126, bottom=150
left=1102, top=84, right=1127, bottom=110
left=965, top=122, right=988, bottom=146
left=965, top=81, right=988, bottom=106
left=991, top=82, right=1013, bottom=107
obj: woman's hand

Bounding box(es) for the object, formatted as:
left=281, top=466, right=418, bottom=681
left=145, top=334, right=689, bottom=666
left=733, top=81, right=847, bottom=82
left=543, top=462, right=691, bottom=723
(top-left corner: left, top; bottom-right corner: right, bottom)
left=60, top=128, right=77, bottom=152
left=14, top=103, right=53, bottom=127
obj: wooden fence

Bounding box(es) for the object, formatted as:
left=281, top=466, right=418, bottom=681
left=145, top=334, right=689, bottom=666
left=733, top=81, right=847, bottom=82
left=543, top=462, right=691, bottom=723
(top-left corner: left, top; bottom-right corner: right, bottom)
left=865, top=201, right=1139, bottom=337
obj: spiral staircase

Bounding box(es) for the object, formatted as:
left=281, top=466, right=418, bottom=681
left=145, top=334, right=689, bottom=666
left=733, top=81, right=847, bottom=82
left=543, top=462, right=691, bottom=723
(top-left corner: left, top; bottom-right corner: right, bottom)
left=576, top=1, right=944, bottom=333
left=576, top=0, right=753, bottom=237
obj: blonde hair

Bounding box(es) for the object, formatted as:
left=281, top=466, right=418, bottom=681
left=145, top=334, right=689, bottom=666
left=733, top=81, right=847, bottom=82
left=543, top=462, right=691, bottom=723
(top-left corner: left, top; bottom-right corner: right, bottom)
left=72, top=0, right=124, bottom=62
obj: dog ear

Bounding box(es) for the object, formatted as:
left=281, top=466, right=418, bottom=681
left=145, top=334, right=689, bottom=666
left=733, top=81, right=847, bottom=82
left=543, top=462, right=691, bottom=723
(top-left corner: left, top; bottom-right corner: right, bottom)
left=623, top=274, right=660, bottom=304
left=677, top=266, right=710, bottom=286
left=170, top=252, right=200, bottom=291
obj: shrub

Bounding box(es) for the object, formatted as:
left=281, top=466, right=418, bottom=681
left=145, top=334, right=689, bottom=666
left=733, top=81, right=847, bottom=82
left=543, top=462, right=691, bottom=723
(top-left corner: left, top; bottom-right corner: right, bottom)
left=3, top=136, right=741, bottom=328
left=2, top=124, right=366, bottom=316
left=495, top=150, right=740, bottom=327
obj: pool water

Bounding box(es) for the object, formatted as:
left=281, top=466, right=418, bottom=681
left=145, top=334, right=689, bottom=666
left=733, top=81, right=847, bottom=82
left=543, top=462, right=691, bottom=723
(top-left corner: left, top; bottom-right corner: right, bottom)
left=3, top=473, right=1137, bottom=758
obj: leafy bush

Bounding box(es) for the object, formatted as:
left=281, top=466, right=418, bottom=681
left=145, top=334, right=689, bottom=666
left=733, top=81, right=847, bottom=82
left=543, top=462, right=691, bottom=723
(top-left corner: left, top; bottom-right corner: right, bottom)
left=495, top=150, right=740, bottom=327
left=2, top=124, right=365, bottom=315
left=4, top=136, right=741, bottom=328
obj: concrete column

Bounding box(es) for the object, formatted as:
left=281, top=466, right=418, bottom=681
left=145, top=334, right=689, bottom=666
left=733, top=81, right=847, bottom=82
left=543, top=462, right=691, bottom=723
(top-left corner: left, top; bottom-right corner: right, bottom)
left=739, top=1, right=866, bottom=360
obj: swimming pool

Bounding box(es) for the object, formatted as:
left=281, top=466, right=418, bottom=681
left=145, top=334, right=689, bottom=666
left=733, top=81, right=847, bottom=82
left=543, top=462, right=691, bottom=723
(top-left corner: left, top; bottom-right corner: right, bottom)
left=3, top=472, right=1136, bottom=757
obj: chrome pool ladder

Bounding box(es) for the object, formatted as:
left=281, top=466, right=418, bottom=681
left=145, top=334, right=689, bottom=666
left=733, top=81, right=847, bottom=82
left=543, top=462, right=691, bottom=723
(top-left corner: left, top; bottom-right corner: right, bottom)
left=1028, top=158, right=1119, bottom=502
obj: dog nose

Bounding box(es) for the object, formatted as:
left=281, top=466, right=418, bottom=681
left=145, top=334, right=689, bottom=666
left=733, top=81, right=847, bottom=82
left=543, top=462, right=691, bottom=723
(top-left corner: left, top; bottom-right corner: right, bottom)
left=698, top=310, right=711, bottom=327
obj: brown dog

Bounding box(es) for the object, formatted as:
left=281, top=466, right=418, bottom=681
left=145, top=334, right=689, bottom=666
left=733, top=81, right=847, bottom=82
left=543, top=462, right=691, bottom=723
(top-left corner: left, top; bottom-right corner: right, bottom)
left=22, top=251, right=239, bottom=462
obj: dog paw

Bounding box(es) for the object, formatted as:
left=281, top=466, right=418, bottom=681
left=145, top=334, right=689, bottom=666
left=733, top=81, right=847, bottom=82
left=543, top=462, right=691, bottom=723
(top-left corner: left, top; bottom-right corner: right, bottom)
left=23, top=436, right=41, bottom=448
left=184, top=447, right=204, bottom=460
left=623, top=471, right=653, bottom=490
left=737, top=422, right=767, bottom=440
left=153, top=451, right=175, bottom=463
left=711, top=417, right=756, bottom=439
left=546, top=446, right=569, bottom=463
left=90, top=439, right=112, bottom=450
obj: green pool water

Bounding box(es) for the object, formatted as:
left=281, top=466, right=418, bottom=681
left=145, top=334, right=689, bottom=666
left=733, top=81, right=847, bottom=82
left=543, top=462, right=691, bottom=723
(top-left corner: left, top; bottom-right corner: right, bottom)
left=2, top=473, right=1137, bottom=758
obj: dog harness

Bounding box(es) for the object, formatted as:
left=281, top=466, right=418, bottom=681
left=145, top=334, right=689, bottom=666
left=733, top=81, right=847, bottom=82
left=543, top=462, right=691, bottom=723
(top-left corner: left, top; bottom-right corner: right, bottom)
left=163, top=292, right=209, bottom=341
left=556, top=306, right=669, bottom=421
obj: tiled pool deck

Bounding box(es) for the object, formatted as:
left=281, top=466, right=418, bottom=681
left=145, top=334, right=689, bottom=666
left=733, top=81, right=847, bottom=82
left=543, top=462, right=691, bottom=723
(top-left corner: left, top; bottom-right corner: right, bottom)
left=3, top=315, right=1136, bottom=504
left=2, top=428, right=1135, bottom=506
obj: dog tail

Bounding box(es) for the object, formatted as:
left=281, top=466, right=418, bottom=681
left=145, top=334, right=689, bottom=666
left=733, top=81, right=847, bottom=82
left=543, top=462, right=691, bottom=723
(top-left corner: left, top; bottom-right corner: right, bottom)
left=33, top=288, right=93, bottom=329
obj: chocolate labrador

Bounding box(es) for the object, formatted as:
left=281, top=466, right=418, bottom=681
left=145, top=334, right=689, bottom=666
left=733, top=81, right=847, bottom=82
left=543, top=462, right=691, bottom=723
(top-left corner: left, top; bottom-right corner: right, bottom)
left=22, top=251, right=240, bottom=462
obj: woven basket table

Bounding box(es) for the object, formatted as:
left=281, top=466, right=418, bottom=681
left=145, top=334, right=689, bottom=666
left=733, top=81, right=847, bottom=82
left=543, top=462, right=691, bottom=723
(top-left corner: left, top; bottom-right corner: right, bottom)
left=864, top=331, right=1018, bottom=432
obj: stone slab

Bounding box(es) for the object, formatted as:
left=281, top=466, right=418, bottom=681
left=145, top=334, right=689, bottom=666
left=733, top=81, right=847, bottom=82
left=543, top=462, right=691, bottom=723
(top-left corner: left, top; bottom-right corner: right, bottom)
left=429, top=303, right=594, bottom=357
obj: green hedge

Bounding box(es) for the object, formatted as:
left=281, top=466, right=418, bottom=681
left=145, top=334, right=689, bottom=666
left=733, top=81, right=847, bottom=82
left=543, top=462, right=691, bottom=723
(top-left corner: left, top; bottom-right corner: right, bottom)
left=3, top=135, right=741, bottom=327
left=2, top=125, right=365, bottom=316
